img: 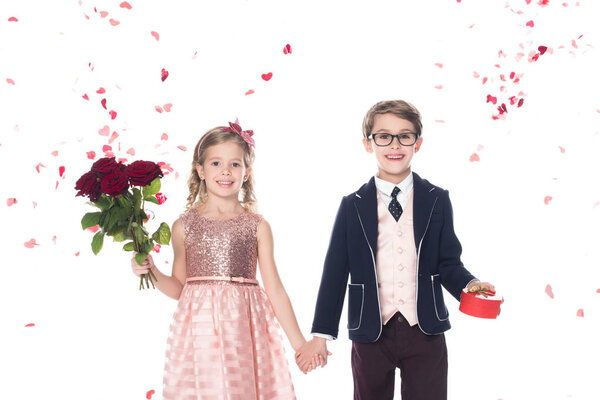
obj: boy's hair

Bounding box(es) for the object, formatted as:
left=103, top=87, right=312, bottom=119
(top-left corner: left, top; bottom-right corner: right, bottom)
left=362, top=100, right=423, bottom=139
left=186, top=127, right=256, bottom=211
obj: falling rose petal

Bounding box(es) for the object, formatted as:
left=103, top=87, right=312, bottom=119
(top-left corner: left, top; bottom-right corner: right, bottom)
left=161, top=68, right=169, bottom=82
left=482, top=77, right=488, bottom=84
left=96, top=87, right=105, bottom=94
left=98, top=125, right=110, bottom=136
left=24, top=239, right=39, bottom=248
left=35, top=163, right=46, bottom=173
left=261, top=72, right=273, bottom=81
left=25, top=323, right=35, bottom=327
left=108, top=131, right=119, bottom=144
left=157, top=162, right=174, bottom=173
left=283, top=44, right=292, bottom=55
left=434, top=85, right=443, bottom=89
left=103, top=145, right=112, bottom=153
left=8, top=17, right=19, bottom=22
left=32, top=201, right=37, bottom=208
left=486, top=95, right=497, bottom=105
left=245, top=89, right=255, bottom=95
left=545, top=284, right=554, bottom=299
left=544, top=196, right=553, bottom=205
left=176, top=145, right=187, bottom=151
left=473, top=71, right=480, bottom=78
left=538, top=45, right=548, bottom=55
left=161, top=133, right=168, bottom=141
left=120, top=1, right=132, bottom=9
left=7, top=198, right=18, bottom=206
left=175, top=172, right=180, bottom=179
left=101, top=98, right=107, bottom=110
left=153, top=244, right=161, bottom=253
left=477, top=144, right=485, bottom=151
left=576, top=309, right=584, bottom=317
left=526, top=0, right=532, bottom=4
left=86, top=151, right=96, bottom=159
left=52, top=236, right=57, bottom=244
left=105, top=151, right=114, bottom=157
left=146, top=389, right=156, bottom=399
left=82, top=94, right=89, bottom=100
left=538, top=0, right=549, bottom=6
left=126, top=147, right=135, bottom=156
left=50, top=150, right=58, bottom=157
left=155, top=106, right=163, bottom=113
left=509, top=96, right=517, bottom=105
left=55, top=180, right=59, bottom=189
left=109, top=110, right=117, bottom=120
left=151, top=31, right=160, bottom=41
left=99, top=11, right=109, bottom=18
left=518, top=98, right=524, bottom=107
left=156, top=192, right=168, bottom=204
left=434, top=63, right=443, bottom=68
left=526, top=20, right=534, bottom=28
left=6, top=78, right=15, bottom=85
left=75, top=251, right=80, bottom=256
left=559, top=146, right=565, bottom=153
left=86, top=225, right=100, bottom=233
left=109, top=19, right=120, bottom=26
left=509, top=72, right=515, bottom=80
left=469, top=153, right=480, bottom=162
left=163, top=103, right=173, bottom=112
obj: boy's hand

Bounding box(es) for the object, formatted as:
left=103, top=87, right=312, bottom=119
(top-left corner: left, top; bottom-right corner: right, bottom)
left=295, top=337, right=331, bottom=374
left=467, top=280, right=496, bottom=295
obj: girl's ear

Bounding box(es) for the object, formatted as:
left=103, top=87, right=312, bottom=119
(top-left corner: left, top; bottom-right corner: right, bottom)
left=195, top=164, right=204, bottom=180
left=243, top=167, right=252, bottom=183
left=362, top=138, right=373, bottom=154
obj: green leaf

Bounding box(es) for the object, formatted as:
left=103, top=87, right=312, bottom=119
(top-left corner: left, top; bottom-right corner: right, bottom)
left=94, top=195, right=113, bottom=211
left=132, top=188, right=142, bottom=210
left=144, top=196, right=159, bottom=205
left=117, top=194, right=131, bottom=209
left=142, top=240, right=154, bottom=254
left=81, top=212, right=102, bottom=230
left=134, top=225, right=146, bottom=245
left=112, top=229, right=126, bottom=242
left=91, top=231, right=104, bottom=255
left=123, top=241, right=135, bottom=251
left=135, top=252, right=147, bottom=265
left=142, top=178, right=161, bottom=197
left=152, top=222, right=171, bottom=245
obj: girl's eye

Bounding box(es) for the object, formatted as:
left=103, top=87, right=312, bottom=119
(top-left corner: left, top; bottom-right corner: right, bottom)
left=211, top=161, right=220, bottom=166
left=232, top=162, right=241, bottom=168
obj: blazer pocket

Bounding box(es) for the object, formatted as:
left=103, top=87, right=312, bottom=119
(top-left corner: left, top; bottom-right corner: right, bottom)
left=347, top=283, right=364, bottom=330
left=431, top=275, right=449, bottom=321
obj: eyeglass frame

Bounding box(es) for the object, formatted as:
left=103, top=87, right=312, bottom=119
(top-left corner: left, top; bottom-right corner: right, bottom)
left=367, top=132, right=419, bottom=147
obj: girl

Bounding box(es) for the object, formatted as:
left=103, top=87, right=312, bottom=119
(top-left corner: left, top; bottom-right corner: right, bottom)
left=131, top=121, right=308, bottom=399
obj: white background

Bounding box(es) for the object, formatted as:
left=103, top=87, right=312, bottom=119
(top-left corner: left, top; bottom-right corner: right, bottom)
left=1, top=0, right=600, bottom=399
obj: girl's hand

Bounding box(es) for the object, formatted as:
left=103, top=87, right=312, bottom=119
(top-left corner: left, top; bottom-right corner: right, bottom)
left=131, top=252, right=155, bottom=277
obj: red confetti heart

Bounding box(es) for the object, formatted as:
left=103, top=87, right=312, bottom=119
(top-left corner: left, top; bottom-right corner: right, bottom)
left=538, top=0, right=549, bottom=5
left=161, top=133, right=168, bottom=140
left=526, top=20, right=534, bottom=27
left=151, top=31, right=160, bottom=41
left=6, top=78, right=15, bottom=85
left=126, top=148, right=135, bottom=156
left=283, top=44, right=292, bottom=55
left=96, top=87, right=105, bottom=94
left=8, top=17, right=18, bottom=22
left=109, top=110, right=117, bottom=120
left=486, top=95, right=497, bottom=105
left=75, top=251, right=80, bottom=256
left=146, top=389, right=155, bottom=399
left=482, top=77, right=488, bottom=84
left=86, top=225, right=100, bottom=233
left=434, top=63, right=443, bottom=68
left=155, top=106, right=163, bottom=113
left=108, top=131, right=119, bottom=144
left=120, top=1, right=132, bottom=9
left=161, top=68, right=169, bottom=82
left=24, top=239, right=39, bottom=248
left=164, top=103, right=173, bottom=112
left=245, top=89, right=255, bottom=95
left=82, top=94, right=89, bottom=100
left=526, top=0, right=532, bottom=3
left=469, top=153, right=480, bottom=162
left=538, top=45, right=548, bottom=55
left=545, top=284, right=554, bottom=299
left=517, top=98, right=524, bottom=107
left=51, top=150, right=58, bottom=157
left=101, top=98, right=107, bottom=110
left=25, top=323, right=35, bottom=327
left=156, top=192, right=166, bottom=205
left=35, top=163, right=46, bottom=173
left=109, top=19, right=120, bottom=26
left=153, top=244, right=161, bottom=253
left=103, top=144, right=112, bottom=153
left=559, top=146, right=565, bottom=153
left=98, top=125, right=110, bottom=136
left=59, top=166, right=66, bottom=178
left=261, top=72, right=273, bottom=81
left=576, top=309, right=584, bottom=317
left=544, top=196, right=552, bottom=205
left=596, top=288, right=600, bottom=293
left=87, top=151, right=96, bottom=159
left=7, top=198, right=17, bottom=206
left=33, top=201, right=37, bottom=208
left=176, top=145, right=187, bottom=151
left=473, top=71, right=480, bottom=78
left=531, top=53, right=540, bottom=62
left=99, top=11, right=109, bottom=18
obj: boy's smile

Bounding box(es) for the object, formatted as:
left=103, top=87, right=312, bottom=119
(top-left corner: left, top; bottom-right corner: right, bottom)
left=362, top=113, right=423, bottom=184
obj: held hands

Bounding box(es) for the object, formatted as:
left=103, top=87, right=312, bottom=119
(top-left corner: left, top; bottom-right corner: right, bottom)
left=294, top=337, right=332, bottom=374
left=131, top=252, right=156, bottom=277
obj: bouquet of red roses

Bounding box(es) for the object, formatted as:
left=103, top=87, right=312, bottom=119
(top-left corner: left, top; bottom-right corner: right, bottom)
left=75, top=157, right=171, bottom=289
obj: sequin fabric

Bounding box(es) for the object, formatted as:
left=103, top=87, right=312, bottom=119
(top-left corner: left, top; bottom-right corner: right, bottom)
left=182, top=210, right=260, bottom=283
left=162, top=209, right=297, bottom=399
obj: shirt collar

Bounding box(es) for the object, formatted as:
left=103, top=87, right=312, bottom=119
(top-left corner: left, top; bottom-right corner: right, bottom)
left=374, top=172, right=414, bottom=197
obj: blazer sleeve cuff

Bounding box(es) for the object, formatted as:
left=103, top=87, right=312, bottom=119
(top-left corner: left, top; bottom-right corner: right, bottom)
left=311, top=333, right=335, bottom=341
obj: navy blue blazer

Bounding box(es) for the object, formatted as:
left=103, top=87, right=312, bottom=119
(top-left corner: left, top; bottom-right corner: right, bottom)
left=311, top=173, right=476, bottom=342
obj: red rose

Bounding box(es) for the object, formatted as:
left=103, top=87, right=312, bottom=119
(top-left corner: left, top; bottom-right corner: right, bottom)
left=75, top=171, right=102, bottom=202
left=100, top=171, right=129, bottom=197
left=126, top=160, right=163, bottom=187
left=91, top=157, right=118, bottom=177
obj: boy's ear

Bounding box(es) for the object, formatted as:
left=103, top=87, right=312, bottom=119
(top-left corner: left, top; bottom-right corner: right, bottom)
left=414, top=137, right=423, bottom=152
left=362, top=138, right=373, bottom=154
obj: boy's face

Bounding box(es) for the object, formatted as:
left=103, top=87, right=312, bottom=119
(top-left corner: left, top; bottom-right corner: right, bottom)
left=362, top=113, right=423, bottom=184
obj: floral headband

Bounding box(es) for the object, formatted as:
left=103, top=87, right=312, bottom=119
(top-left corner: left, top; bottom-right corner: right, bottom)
left=197, top=119, right=255, bottom=158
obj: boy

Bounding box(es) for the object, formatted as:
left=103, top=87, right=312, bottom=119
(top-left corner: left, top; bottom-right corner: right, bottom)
left=296, top=100, right=495, bottom=400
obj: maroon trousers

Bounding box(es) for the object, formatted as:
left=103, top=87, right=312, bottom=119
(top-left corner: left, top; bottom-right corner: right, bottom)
left=351, top=312, right=448, bottom=400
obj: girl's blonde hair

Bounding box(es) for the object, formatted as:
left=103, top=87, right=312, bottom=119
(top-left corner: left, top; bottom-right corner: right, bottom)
left=186, top=127, right=257, bottom=212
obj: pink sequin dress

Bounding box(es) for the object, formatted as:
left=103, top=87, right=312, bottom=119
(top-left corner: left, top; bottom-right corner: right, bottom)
left=162, top=210, right=296, bottom=400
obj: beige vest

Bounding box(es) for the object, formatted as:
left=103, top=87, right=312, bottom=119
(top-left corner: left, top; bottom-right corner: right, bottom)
left=375, top=191, right=418, bottom=326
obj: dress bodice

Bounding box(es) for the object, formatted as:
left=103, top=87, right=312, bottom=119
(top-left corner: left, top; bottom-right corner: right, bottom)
left=180, top=209, right=262, bottom=280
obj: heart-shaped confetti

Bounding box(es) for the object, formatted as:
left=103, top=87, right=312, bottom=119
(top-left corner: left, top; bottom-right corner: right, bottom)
left=161, top=133, right=168, bottom=140
left=99, top=11, right=109, bottom=18
left=109, top=110, right=117, bottom=120
left=35, top=163, right=46, bottom=173
left=245, top=89, right=255, bottom=95
left=120, top=1, right=132, bottom=9
left=6, top=78, right=15, bottom=85
left=283, top=44, right=292, bottom=55
left=176, top=145, right=187, bottom=151
left=545, top=284, right=554, bottom=299
left=163, top=103, right=173, bottom=112
left=98, top=125, right=110, bottom=136
left=25, top=323, right=35, bottom=327
left=261, top=72, right=273, bottom=81
left=146, top=390, right=155, bottom=399
left=109, top=19, right=120, bottom=26
left=9, top=17, right=19, bottom=22
left=82, top=94, right=89, bottom=100
left=469, top=153, right=480, bottom=162
left=97, top=87, right=106, bottom=94
left=155, top=106, right=163, bottom=113
left=24, top=239, right=39, bottom=248
left=161, top=68, right=169, bottom=82
left=126, top=148, right=135, bottom=156
left=576, top=309, right=584, bottom=317
left=59, top=166, right=66, bottom=178
left=538, top=45, right=548, bottom=55
left=87, top=151, right=96, bottom=159
left=151, top=31, right=160, bottom=41
left=7, top=198, right=17, bottom=206
left=101, top=98, right=107, bottom=110
left=544, top=196, right=552, bottom=205
left=526, top=20, right=534, bottom=27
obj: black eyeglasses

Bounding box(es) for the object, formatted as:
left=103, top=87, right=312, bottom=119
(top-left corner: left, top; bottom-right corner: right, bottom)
left=368, top=132, right=418, bottom=147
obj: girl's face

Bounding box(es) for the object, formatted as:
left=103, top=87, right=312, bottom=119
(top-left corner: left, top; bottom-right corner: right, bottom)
left=196, top=141, right=250, bottom=201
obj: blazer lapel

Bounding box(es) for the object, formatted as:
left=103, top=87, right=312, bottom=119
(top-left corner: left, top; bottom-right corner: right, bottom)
left=412, top=172, right=438, bottom=248
left=353, top=177, right=378, bottom=256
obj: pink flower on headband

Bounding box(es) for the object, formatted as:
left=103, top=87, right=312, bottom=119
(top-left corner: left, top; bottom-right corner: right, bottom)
left=224, top=119, right=255, bottom=149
